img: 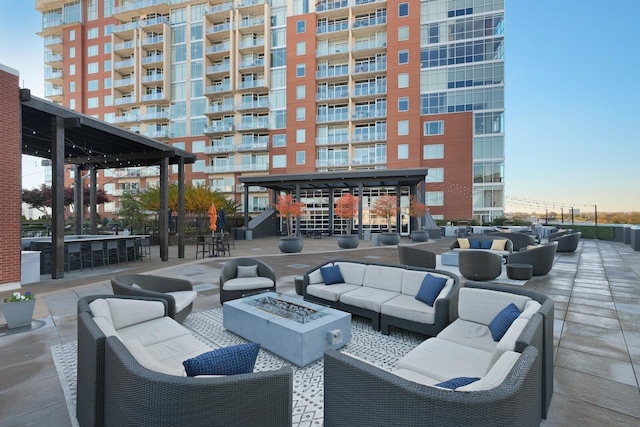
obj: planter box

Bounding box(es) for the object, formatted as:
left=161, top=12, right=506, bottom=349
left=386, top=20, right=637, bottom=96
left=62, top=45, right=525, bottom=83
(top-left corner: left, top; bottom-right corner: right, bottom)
left=1, top=299, right=36, bottom=329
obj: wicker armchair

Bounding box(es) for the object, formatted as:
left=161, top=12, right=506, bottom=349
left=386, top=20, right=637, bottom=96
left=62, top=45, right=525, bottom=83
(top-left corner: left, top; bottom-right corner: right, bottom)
left=550, top=232, right=581, bottom=252
left=111, top=273, right=197, bottom=323
left=77, top=295, right=293, bottom=427
left=219, top=257, right=276, bottom=304
left=507, top=242, right=558, bottom=276
left=397, top=244, right=437, bottom=269
left=458, top=250, right=503, bottom=281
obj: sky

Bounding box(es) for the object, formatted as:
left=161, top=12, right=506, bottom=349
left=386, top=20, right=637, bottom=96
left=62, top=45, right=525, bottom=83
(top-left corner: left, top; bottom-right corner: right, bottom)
left=1, top=1, right=639, bottom=213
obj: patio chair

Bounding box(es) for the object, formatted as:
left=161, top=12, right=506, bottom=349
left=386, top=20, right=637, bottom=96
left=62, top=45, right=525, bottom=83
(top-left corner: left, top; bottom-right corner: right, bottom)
left=458, top=249, right=503, bottom=281
left=397, top=244, right=436, bottom=269
left=507, top=241, right=558, bottom=276
left=219, top=258, right=276, bottom=304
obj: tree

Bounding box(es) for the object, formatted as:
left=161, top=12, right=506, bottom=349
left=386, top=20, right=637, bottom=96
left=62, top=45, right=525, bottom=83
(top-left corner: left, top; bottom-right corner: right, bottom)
left=274, top=194, right=305, bottom=237
left=118, top=193, right=145, bottom=233
left=22, top=184, right=110, bottom=219
left=335, top=193, right=358, bottom=235
left=372, top=194, right=399, bottom=232
left=408, top=195, right=427, bottom=230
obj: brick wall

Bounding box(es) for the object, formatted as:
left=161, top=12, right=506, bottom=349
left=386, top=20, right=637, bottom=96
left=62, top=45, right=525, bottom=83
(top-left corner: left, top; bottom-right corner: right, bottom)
left=0, top=64, right=22, bottom=287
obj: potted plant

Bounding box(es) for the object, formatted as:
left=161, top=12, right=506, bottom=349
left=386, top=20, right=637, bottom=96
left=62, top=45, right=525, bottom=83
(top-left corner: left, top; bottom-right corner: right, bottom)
left=274, top=194, right=305, bottom=253
left=372, top=194, right=400, bottom=245
left=408, top=195, right=429, bottom=242
left=335, top=193, right=359, bottom=249
left=1, top=291, right=36, bottom=329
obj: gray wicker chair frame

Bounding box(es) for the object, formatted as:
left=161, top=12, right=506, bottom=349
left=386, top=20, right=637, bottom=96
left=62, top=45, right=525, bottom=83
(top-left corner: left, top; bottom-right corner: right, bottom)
left=507, top=241, right=558, bottom=276
left=397, top=244, right=437, bottom=269
left=488, top=232, right=537, bottom=251
left=77, top=294, right=293, bottom=427
left=111, top=273, right=195, bottom=323
left=219, top=257, right=276, bottom=304
left=458, top=250, right=504, bottom=281
left=550, top=231, right=581, bottom=252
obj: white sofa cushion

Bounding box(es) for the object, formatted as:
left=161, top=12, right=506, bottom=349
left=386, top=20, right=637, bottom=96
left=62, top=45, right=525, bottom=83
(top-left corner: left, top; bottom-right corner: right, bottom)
left=458, top=288, right=531, bottom=325
left=401, top=270, right=453, bottom=299
left=307, top=268, right=325, bottom=285
left=117, top=317, right=193, bottom=345
left=306, top=283, right=361, bottom=302
left=437, top=319, right=497, bottom=353
left=457, top=351, right=521, bottom=391
left=396, top=337, right=492, bottom=381
left=334, top=261, right=367, bottom=286
left=488, top=318, right=531, bottom=367
left=92, top=316, right=119, bottom=338
left=123, top=339, right=188, bottom=377
left=166, top=290, right=198, bottom=312
left=222, top=277, right=273, bottom=291
left=90, top=298, right=166, bottom=330
left=362, top=265, right=404, bottom=292
left=520, top=300, right=542, bottom=320
left=380, top=294, right=436, bottom=324
left=339, top=287, right=398, bottom=312
left=392, top=368, right=440, bottom=386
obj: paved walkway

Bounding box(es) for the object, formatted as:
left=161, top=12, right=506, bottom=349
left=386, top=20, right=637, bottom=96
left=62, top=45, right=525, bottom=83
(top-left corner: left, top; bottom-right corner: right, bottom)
left=1, top=236, right=639, bottom=426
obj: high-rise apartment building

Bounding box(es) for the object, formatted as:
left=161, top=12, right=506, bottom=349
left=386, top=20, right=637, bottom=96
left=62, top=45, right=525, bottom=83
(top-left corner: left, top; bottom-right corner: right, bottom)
left=36, top=0, right=504, bottom=231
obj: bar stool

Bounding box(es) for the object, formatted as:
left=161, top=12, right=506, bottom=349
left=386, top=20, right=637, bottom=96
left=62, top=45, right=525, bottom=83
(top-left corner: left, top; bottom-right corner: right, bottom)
left=125, top=239, right=137, bottom=262
left=106, top=240, right=120, bottom=265
left=66, top=242, right=83, bottom=271
left=89, top=241, right=107, bottom=268
left=139, top=237, right=152, bottom=260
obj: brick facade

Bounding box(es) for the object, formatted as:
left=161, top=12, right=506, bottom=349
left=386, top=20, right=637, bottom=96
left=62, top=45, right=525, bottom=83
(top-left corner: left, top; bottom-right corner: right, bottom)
left=0, top=64, right=23, bottom=288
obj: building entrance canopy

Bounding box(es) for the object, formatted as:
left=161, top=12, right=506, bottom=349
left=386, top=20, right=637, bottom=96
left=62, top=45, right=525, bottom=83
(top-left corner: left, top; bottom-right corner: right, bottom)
left=20, top=90, right=197, bottom=278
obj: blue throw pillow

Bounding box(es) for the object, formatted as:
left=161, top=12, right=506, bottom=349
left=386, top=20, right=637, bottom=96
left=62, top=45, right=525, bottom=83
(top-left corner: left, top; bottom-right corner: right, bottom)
left=469, top=240, right=482, bottom=249
left=320, top=265, right=344, bottom=285
left=415, top=274, right=448, bottom=307
left=480, top=240, right=493, bottom=249
left=488, top=303, right=522, bottom=341
left=183, top=343, right=260, bottom=376
left=435, top=376, right=480, bottom=390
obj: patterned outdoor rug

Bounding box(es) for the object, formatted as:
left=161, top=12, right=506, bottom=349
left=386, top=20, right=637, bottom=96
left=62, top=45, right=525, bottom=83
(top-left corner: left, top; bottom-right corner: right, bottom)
left=51, top=308, right=425, bottom=427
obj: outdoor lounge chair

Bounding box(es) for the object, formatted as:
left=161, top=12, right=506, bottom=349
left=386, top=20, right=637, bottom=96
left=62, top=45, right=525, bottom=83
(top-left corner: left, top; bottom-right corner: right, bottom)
left=397, top=244, right=437, bottom=269
left=219, top=257, right=276, bottom=304
left=507, top=241, right=558, bottom=276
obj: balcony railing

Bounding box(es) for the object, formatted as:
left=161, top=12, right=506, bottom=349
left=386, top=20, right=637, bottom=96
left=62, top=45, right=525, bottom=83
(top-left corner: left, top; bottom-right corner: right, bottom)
left=139, top=111, right=170, bottom=121
left=353, top=131, right=387, bottom=142
left=45, top=70, right=64, bottom=80
left=316, top=67, right=350, bottom=79
left=352, top=108, right=387, bottom=119
left=141, top=73, right=164, bottom=83
left=353, top=39, right=387, bottom=51
left=317, top=112, right=349, bottom=123
left=207, top=22, right=232, bottom=34
left=142, top=35, right=164, bottom=46
left=44, top=35, right=63, bottom=46
left=204, top=163, right=268, bottom=173
left=141, top=130, right=169, bottom=139
left=236, top=118, right=269, bottom=130
left=236, top=138, right=269, bottom=151
left=206, top=102, right=235, bottom=114
left=316, top=87, right=350, bottom=101
left=239, top=59, right=265, bottom=69
left=206, top=2, right=234, bottom=14
left=114, top=0, right=169, bottom=14
left=114, top=77, right=135, bottom=87
left=316, top=158, right=349, bottom=167
left=316, top=135, right=349, bottom=145
left=44, top=53, right=63, bottom=63
left=141, top=16, right=169, bottom=27
left=238, top=79, right=266, bottom=90
left=206, top=63, right=231, bottom=74
left=142, top=54, right=163, bottom=64
left=115, top=58, right=136, bottom=69
left=237, top=99, right=269, bottom=110
left=354, top=62, right=387, bottom=73
left=353, top=84, right=387, bottom=97
left=114, top=95, right=136, bottom=105
left=239, top=17, right=265, bottom=28
left=206, top=42, right=231, bottom=54
left=115, top=40, right=137, bottom=51
left=353, top=15, right=387, bottom=29
left=205, top=83, right=232, bottom=94
left=111, top=114, right=139, bottom=123
left=316, top=21, right=349, bottom=35
left=352, top=156, right=387, bottom=165
left=142, top=92, right=165, bottom=102
left=204, top=123, right=235, bottom=133
left=204, top=143, right=236, bottom=153
left=316, top=0, right=349, bottom=13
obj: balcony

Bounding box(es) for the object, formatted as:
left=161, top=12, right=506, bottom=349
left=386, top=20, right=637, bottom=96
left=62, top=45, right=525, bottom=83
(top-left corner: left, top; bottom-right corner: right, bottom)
left=205, top=82, right=232, bottom=95
left=139, top=111, right=170, bottom=121
left=206, top=42, right=231, bottom=59
left=43, top=35, right=63, bottom=49
left=111, top=114, right=140, bottom=124
left=236, top=138, right=269, bottom=151
left=114, top=77, right=135, bottom=89
left=316, top=45, right=350, bottom=59
left=141, top=92, right=166, bottom=103
left=352, top=131, right=387, bottom=143
left=236, top=98, right=269, bottom=111
left=239, top=58, right=265, bottom=71
left=141, top=73, right=164, bottom=84
left=141, top=130, right=170, bottom=140
left=316, top=112, right=349, bottom=123
left=237, top=0, right=266, bottom=14
left=236, top=118, right=269, bottom=131
left=205, top=62, right=231, bottom=77
left=205, top=101, right=235, bottom=115
left=204, top=163, right=268, bottom=173
left=238, top=78, right=266, bottom=91
left=316, top=135, right=349, bottom=145
left=113, top=0, right=170, bottom=20
left=114, top=58, right=136, bottom=71
left=114, top=40, right=137, bottom=54
left=45, top=86, right=63, bottom=102
left=316, top=87, right=350, bottom=102
left=203, top=142, right=235, bottom=154
left=113, top=21, right=139, bottom=35
left=238, top=39, right=265, bottom=54
left=140, top=165, right=161, bottom=176
left=140, top=15, right=169, bottom=30
left=206, top=22, right=233, bottom=37
left=142, top=35, right=164, bottom=48
left=239, top=17, right=265, bottom=33
left=204, top=122, right=235, bottom=135
left=44, top=53, right=63, bottom=67
left=142, top=54, right=164, bottom=66
left=353, top=61, right=387, bottom=75
left=45, top=70, right=63, bottom=85
left=204, top=2, right=234, bottom=19
left=316, top=21, right=349, bottom=35
left=353, top=39, right=387, bottom=53
left=316, top=67, right=350, bottom=81
left=352, top=155, right=386, bottom=165
left=352, top=15, right=387, bottom=33
left=316, top=0, right=349, bottom=14
left=114, top=95, right=137, bottom=106
left=353, top=84, right=387, bottom=98
left=352, top=108, right=387, bottom=121
left=316, top=158, right=349, bottom=167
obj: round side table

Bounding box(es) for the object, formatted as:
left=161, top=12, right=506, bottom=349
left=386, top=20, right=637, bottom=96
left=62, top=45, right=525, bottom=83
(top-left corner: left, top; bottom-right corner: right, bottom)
left=506, top=263, right=533, bottom=280
left=294, top=275, right=304, bottom=295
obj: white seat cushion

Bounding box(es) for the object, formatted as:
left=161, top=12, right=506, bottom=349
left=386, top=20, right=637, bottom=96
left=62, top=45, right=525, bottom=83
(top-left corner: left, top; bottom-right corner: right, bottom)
left=457, top=351, right=521, bottom=391
left=166, top=290, right=198, bottom=312
left=339, top=287, right=398, bottom=312
left=436, top=319, right=497, bottom=353
left=222, top=277, right=273, bottom=291
left=396, top=337, right=492, bottom=381
left=117, top=317, right=192, bottom=346
left=333, top=262, right=367, bottom=285
left=362, top=265, right=404, bottom=292
left=306, top=283, right=361, bottom=302
left=458, top=288, right=531, bottom=325
left=380, top=294, right=436, bottom=324
left=392, top=368, right=440, bottom=386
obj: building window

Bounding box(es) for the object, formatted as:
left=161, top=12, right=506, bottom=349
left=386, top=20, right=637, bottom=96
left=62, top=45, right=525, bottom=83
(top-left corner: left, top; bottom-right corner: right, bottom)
left=424, top=120, right=444, bottom=136
left=69, top=47, right=76, bottom=58
left=104, top=42, right=112, bottom=54
left=104, top=24, right=114, bottom=35
left=398, top=97, right=409, bottom=112
left=104, top=60, right=111, bottom=71
left=103, top=95, right=112, bottom=106
left=398, top=50, right=409, bottom=64
left=398, top=120, right=409, bottom=136
left=192, top=140, right=205, bottom=153
left=87, top=97, right=99, bottom=108
left=296, top=151, right=305, bottom=165
left=69, top=64, right=76, bottom=76
left=426, top=191, right=444, bottom=206
left=69, top=30, right=76, bottom=41
left=296, top=129, right=306, bottom=143
left=273, top=134, right=286, bottom=147
left=104, top=77, right=111, bottom=88
left=296, top=107, right=306, bottom=121
left=423, top=143, right=444, bottom=159
left=398, top=144, right=408, bottom=159
left=297, top=20, right=306, bottom=33
left=69, top=99, right=76, bottom=110
left=398, top=26, right=409, bottom=41
left=398, top=3, right=409, bottom=17
left=191, top=160, right=205, bottom=173
left=427, top=167, right=444, bottom=182
left=88, top=80, right=99, bottom=91
left=88, top=62, right=99, bottom=74
left=87, top=28, right=99, bottom=39
left=69, top=81, right=76, bottom=92
left=296, top=41, right=306, bottom=55
left=296, top=64, right=305, bottom=77
left=104, top=0, right=114, bottom=17
left=398, top=73, right=409, bottom=88
left=296, top=85, right=305, bottom=99
left=192, top=179, right=206, bottom=187
left=273, top=154, right=286, bottom=168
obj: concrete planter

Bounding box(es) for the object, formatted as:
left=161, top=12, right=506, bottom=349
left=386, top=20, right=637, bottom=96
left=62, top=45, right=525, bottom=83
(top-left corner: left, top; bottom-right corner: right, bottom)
left=410, top=230, right=429, bottom=242
left=1, top=298, right=36, bottom=329
left=337, top=235, right=360, bottom=249
left=379, top=232, right=401, bottom=246
left=278, top=237, right=304, bottom=253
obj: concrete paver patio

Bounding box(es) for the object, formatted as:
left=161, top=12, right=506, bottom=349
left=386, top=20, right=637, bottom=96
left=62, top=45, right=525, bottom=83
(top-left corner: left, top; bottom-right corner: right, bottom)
left=1, top=236, right=639, bottom=426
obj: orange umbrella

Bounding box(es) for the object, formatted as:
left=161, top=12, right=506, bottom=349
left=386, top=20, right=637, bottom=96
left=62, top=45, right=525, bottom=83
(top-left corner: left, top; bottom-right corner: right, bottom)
left=208, top=203, right=217, bottom=232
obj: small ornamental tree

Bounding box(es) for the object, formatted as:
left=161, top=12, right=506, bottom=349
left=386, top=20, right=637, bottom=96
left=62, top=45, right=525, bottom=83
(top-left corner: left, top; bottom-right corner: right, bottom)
left=409, top=195, right=428, bottom=230
left=274, top=194, right=305, bottom=237
left=335, top=193, right=359, bottom=235
left=372, top=194, right=399, bottom=232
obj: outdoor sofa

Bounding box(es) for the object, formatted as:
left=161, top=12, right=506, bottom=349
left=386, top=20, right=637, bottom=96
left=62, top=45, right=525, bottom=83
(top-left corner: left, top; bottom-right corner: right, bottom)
left=302, top=260, right=461, bottom=336
left=76, top=294, right=293, bottom=427
left=449, top=235, right=514, bottom=257
left=488, top=231, right=538, bottom=251
left=323, top=283, right=555, bottom=426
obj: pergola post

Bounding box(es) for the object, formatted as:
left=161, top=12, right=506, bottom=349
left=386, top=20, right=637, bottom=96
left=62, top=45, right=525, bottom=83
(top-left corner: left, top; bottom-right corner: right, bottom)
left=177, top=157, right=185, bottom=258
left=51, top=116, right=65, bottom=279
left=90, top=167, right=97, bottom=234
left=159, top=157, right=169, bottom=261
left=358, top=182, right=364, bottom=239
left=74, top=165, right=83, bottom=235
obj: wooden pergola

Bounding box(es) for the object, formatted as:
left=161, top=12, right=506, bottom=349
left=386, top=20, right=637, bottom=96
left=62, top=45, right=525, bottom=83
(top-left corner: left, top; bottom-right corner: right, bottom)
left=20, top=90, right=197, bottom=278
